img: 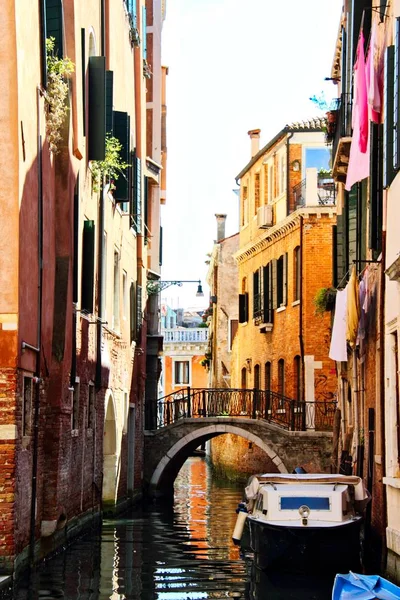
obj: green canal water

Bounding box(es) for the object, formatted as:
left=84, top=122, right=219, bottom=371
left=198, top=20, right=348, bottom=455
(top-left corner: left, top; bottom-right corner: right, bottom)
left=8, top=457, right=335, bottom=599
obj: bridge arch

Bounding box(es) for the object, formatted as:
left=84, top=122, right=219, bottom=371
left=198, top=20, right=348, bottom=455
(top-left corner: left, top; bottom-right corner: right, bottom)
left=149, top=424, right=288, bottom=497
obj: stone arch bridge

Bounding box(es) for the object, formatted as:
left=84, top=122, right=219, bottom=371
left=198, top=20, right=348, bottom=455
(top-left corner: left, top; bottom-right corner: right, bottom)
left=144, top=388, right=336, bottom=498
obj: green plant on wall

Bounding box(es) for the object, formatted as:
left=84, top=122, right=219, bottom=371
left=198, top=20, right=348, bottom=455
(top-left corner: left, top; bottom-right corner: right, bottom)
left=90, top=134, right=130, bottom=193
left=313, top=287, right=337, bottom=315
left=45, top=37, right=74, bottom=153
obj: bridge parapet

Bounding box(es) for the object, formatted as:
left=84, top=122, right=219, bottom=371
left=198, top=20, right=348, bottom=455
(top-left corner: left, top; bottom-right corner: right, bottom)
left=146, top=387, right=336, bottom=433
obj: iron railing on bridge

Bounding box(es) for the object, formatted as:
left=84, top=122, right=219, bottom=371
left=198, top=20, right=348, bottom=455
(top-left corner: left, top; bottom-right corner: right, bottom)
left=150, top=387, right=336, bottom=432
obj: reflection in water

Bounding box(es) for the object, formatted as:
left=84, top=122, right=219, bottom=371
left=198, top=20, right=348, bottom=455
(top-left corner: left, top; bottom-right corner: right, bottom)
left=12, top=457, right=334, bottom=599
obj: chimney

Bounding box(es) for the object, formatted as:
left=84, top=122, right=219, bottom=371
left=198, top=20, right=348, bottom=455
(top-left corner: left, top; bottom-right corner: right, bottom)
left=215, top=214, right=227, bottom=242
left=248, top=129, right=261, bottom=158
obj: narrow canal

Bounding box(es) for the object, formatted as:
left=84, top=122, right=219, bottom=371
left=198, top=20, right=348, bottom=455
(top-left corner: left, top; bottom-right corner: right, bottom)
left=11, top=457, right=335, bottom=599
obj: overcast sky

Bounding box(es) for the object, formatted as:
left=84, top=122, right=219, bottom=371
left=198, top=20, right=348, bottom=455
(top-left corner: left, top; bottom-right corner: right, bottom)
left=160, top=0, right=343, bottom=310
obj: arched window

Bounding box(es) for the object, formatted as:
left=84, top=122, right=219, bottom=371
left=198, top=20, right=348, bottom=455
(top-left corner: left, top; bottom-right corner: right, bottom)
left=241, top=367, right=247, bottom=389
left=254, top=364, right=260, bottom=389
left=264, top=362, right=271, bottom=391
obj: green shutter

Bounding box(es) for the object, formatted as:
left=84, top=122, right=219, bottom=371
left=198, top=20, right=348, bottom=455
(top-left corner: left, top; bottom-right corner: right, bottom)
left=282, top=253, right=288, bottom=306
left=113, top=111, right=130, bottom=201
left=144, top=176, right=149, bottom=244
left=347, top=186, right=357, bottom=266
left=384, top=46, right=395, bottom=187
left=131, top=154, right=142, bottom=232
left=81, top=29, right=86, bottom=136
left=272, top=259, right=278, bottom=309
left=40, top=0, right=48, bottom=86
left=253, top=270, right=259, bottom=318
left=335, top=215, right=345, bottom=285
left=369, top=125, right=383, bottom=254
left=394, top=19, right=400, bottom=170
left=46, top=0, right=63, bottom=57
left=81, top=220, right=95, bottom=313
left=105, top=71, right=114, bottom=135
left=130, top=282, right=136, bottom=342
left=263, top=264, right=273, bottom=324
left=88, top=56, right=106, bottom=161
left=159, top=225, right=163, bottom=267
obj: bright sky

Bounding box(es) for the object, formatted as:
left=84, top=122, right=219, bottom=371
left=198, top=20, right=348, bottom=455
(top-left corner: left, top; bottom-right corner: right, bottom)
left=160, top=0, right=343, bottom=310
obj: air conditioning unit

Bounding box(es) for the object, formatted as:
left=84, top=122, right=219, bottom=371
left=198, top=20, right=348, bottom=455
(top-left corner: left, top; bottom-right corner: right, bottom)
left=257, top=205, right=273, bottom=228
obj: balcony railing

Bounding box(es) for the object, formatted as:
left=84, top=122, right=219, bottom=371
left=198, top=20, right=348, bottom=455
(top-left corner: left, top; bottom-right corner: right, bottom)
left=291, top=171, right=336, bottom=213
left=332, top=93, right=352, bottom=168
left=162, top=328, right=209, bottom=343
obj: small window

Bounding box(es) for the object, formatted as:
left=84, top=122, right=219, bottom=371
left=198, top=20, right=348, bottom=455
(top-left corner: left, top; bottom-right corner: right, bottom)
left=265, top=362, right=271, bottom=391
left=23, top=376, right=33, bottom=436
left=254, top=364, right=260, bottom=389
left=242, top=185, right=248, bottom=226
left=174, top=361, right=189, bottom=385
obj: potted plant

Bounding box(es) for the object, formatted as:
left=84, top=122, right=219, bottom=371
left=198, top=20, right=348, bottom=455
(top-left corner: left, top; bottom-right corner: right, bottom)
left=313, top=287, right=337, bottom=315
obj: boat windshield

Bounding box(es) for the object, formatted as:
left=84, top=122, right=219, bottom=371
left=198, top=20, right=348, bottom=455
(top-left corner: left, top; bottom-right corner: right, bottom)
left=279, top=497, right=330, bottom=510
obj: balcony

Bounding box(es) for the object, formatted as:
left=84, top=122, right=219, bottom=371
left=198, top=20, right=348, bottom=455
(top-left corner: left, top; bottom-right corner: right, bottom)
left=162, top=328, right=209, bottom=343
left=291, top=169, right=336, bottom=211
left=331, top=93, right=352, bottom=184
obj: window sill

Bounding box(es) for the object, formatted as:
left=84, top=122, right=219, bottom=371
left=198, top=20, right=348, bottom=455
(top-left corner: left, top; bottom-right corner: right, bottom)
left=292, top=300, right=300, bottom=307
left=276, top=306, right=286, bottom=313
left=383, top=477, right=400, bottom=489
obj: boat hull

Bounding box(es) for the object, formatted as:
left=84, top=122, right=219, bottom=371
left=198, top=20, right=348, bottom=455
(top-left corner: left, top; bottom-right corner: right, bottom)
left=247, top=517, right=362, bottom=573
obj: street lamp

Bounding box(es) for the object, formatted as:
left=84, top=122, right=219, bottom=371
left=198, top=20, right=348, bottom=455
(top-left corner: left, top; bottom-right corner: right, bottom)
left=146, top=279, right=204, bottom=297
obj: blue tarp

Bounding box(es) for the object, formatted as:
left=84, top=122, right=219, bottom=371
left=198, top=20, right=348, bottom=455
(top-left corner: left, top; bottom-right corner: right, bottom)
left=332, top=572, right=400, bottom=599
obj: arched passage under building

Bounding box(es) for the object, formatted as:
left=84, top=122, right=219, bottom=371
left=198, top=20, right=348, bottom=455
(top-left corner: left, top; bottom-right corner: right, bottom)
left=103, top=392, right=118, bottom=506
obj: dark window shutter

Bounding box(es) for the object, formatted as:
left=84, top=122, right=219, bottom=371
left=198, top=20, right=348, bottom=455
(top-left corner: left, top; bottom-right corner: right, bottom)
left=131, top=153, right=142, bottom=232
left=105, top=71, right=114, bottom=135
left=159, top=225, right=163, bottom=267
left=263, top=264, right=274, bottom=324
left=46, top=0, right=63, bottom=57
left=347, top=186, right=357, bottom=266
left=113, top=111, right=130, bottom=201
left=40, top=0, right=48, bottom=87
left=239, top=293, right=248, bottom=323
left=272, top=259, right=278, bottom=309
left=81, top=220, right=95, bottom=313
left=384, top=46, right=395, bottom=187
left=282, top=253, right=288, bottom=306
left=130, top=282, right=136, bottom=342
left=142, top=6, right=147, bottom=59
left=369, top=124, right=383, bottom=254
left=253, top=270, right=260, bottom=318
left=144, top=176, right=149, bottom=244
left=73, top=177, right=79, bottom=304
left=136, top=284, right=142, bottom=339
left=88, top=56, right=106, bottom=161
left=81, top=29, right=86, bottom=136
left=335, top=214, right=345, bottom=285
left=394, top=19, right=400, bottom=170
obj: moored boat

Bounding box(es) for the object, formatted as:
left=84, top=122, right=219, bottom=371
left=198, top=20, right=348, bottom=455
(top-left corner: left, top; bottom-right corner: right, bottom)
left=233, top=473, right=370, bottom=573
left=332, top=572, right=400, bottom=599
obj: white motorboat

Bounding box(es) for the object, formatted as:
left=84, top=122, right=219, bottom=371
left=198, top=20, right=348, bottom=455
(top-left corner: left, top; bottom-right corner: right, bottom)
left=233, top=473, right=370, bottom=573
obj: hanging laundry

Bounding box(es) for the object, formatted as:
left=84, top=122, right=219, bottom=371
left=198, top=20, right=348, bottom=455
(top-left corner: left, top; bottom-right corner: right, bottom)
left=345, top=33, right=370, bottom=191
left=347, top=265, right=360, bottom=349
left=366, top=18, right=390, bottom=123
left=329, top=287, right=348, bottom=362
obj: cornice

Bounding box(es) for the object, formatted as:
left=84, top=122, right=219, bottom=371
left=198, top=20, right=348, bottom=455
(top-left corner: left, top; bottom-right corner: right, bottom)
left=234, top=207, right=336, bottom=264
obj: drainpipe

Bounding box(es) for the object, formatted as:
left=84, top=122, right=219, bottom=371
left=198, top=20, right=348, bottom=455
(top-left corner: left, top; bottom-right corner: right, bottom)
left=379, top=192, right=387, bottom=569
left=30, top=87, right=44, bottom=565
left=95, top=184, right=108, bottom=389
left=299, top=216, right=305, bottom=404
left=286, top=131, right=294, bottom=215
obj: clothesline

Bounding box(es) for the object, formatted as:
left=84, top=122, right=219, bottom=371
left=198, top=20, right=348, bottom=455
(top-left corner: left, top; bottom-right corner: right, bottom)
left=336, top=262, right=370, bottom=292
